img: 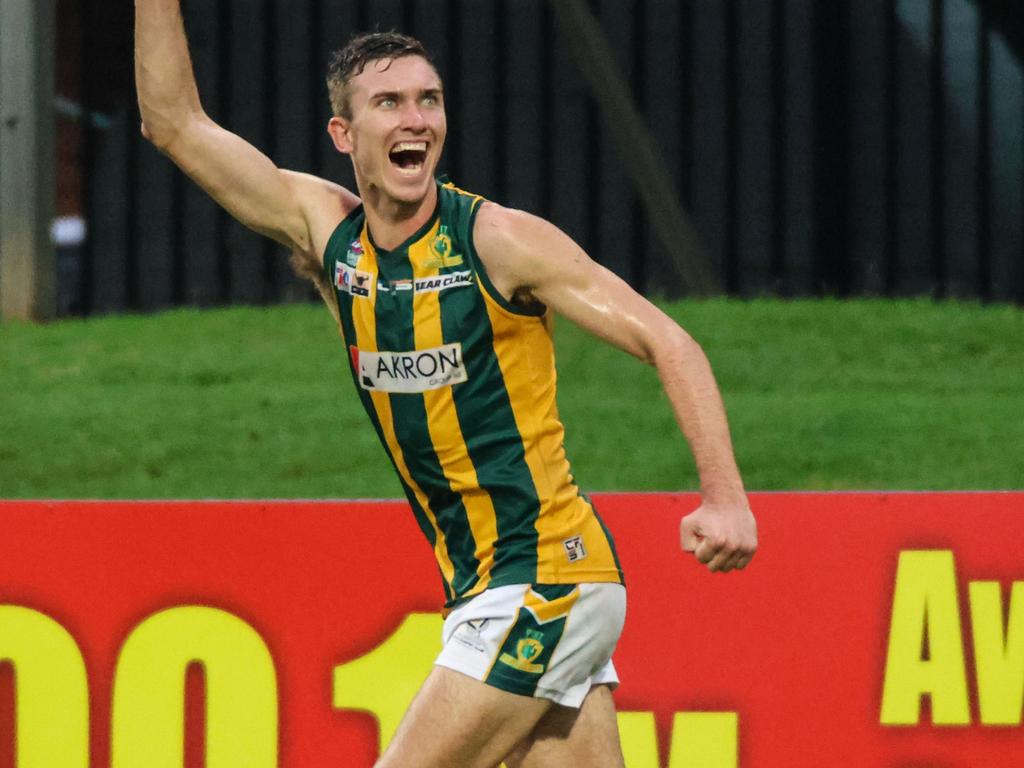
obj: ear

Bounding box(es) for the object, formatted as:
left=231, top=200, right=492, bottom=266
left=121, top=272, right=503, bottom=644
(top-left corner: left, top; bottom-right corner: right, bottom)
left=327, top=116, right=353, bottom=154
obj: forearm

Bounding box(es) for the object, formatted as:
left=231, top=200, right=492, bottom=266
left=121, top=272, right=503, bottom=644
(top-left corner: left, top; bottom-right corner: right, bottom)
left=134, top=0, right=204, bottom=146
left=653, top=329, right=748, bottom=507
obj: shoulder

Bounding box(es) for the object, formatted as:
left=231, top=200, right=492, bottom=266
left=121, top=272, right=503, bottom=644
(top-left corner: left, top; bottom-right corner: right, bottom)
left=473, top=202, right=586, bottom=291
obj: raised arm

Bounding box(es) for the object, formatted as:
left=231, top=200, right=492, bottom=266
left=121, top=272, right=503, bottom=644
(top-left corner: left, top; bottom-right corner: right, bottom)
left=134, top=0, right=352, bottom=253
left=474, top=204, right=758, bottom=573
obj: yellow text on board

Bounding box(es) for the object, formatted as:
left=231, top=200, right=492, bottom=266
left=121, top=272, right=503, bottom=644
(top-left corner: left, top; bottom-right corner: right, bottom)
left=0, top=604, right=738, bottom=768
left=880, top=550, right=1024, bottom=726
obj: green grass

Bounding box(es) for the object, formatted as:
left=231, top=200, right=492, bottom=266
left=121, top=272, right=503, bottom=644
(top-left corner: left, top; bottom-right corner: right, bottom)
left=1, top=299, right=1021, bottom=498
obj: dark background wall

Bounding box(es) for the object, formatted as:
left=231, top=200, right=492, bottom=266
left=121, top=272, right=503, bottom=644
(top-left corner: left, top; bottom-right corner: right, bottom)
left=58, top=0, right=1024, bottom=315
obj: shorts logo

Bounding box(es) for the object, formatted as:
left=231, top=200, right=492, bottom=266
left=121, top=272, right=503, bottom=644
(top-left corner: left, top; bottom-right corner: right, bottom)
left=563, top=535, right=588, bottom=563
left=452, top=619, right=489, bottom=654
left=335, top=261, right=373, bottom=297
left=498, top=629, right=546, bottom=674
left=349, top=343, right=468, bottom=393
left=413, top=271, right=473, bottom=294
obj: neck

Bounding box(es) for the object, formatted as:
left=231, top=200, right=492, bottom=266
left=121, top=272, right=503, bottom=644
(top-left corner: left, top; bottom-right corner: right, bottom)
left=360, top=182, right=438, bottom=251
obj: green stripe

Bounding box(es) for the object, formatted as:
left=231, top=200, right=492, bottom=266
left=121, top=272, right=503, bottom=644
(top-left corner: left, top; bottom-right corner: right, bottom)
left=329, top=212, right=454, bottom=604
left=374, top=249, right=481, bottom=601
left=440, top=191, right=541, bottom=588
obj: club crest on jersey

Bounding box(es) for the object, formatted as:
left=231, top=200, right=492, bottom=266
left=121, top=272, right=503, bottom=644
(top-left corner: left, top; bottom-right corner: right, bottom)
left=425, top=225, right=463, bottom=268
left=349, top=343, right=468, bottom=393
left=335, top=261, right=373, bottom=297
left=498, top=629, right=546, bottom=674
left=346, top=239, right=363, bottom=266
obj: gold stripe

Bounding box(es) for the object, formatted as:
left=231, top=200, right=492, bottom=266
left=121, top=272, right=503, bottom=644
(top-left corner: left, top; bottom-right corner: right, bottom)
left=524, top=586, right=580, bottom=624
left=479, top=288, right=622, bottom=582
left=351, top=232, right=457, bottom=589
left=410, top=229, right=498, bottom=592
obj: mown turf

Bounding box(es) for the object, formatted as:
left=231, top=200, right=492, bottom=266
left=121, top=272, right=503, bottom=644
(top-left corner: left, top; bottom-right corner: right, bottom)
left=1, top=299, right=1021, bottom=498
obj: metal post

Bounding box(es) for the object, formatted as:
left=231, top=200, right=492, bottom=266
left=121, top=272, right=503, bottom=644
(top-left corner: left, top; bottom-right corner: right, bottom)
left=0, top=0, right=57, bottom=321
left=549, top=0, right=719, bottom=296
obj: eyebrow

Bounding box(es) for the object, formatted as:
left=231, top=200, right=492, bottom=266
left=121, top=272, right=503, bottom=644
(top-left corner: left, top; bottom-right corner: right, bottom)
left=369, top=87, right=444, bottom=102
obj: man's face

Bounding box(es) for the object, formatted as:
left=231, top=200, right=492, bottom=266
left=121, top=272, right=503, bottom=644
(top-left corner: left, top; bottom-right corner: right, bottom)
left=330, top=55, right=446, bottom=205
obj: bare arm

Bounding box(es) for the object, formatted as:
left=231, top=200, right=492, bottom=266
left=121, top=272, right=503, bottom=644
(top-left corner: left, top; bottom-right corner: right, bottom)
left=474, top=204, right=757, bottom=573
left=134, top=0, right=354, bottom=253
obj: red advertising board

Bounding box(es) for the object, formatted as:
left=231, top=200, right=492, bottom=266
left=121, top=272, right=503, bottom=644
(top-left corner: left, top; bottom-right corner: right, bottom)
left=1, top=492, right=1022, bottom=766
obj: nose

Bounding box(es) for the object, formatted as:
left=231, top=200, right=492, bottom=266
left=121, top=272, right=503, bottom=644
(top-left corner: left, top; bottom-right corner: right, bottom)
left=400, top=101, right=427, bottom=131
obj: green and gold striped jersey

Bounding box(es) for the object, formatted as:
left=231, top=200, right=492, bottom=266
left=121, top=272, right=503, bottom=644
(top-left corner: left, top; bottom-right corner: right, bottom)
left=323, top=179, right=624, bottom=606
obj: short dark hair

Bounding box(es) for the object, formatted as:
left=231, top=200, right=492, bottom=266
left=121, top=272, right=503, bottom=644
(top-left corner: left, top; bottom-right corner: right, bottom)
left=326, top=31, right=438, bottom=119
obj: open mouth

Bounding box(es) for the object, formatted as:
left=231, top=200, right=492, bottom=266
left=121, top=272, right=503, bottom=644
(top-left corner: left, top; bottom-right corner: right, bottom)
left=389, top=141, right=428, bottom=173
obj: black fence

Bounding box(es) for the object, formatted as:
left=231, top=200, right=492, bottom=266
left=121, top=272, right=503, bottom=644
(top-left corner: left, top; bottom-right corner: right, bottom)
left=66, top=0, right=1024, bottom=315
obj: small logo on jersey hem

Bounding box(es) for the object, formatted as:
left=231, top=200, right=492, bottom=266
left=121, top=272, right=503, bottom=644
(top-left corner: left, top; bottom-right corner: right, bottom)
left=498, top=629, right=546, bottom=674
left=563, top=535, right=587, bottom=563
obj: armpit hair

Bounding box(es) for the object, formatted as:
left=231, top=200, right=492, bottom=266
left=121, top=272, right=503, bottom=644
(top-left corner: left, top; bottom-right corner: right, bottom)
left=290, top=249, right=344, bottom=337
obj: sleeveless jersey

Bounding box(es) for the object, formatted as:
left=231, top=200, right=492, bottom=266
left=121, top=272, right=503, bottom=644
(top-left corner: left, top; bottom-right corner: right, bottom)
left=323, top=180, right=624, bottom=606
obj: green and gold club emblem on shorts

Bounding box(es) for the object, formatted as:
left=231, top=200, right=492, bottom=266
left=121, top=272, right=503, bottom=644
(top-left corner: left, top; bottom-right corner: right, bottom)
left=499, top=629, right=546, bottom=674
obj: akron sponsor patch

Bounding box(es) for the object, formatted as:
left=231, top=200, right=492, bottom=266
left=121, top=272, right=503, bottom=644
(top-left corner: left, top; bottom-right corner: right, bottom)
left=413, top=271, right=473, bottom=294
left=349, top=343, right=468, bottom=393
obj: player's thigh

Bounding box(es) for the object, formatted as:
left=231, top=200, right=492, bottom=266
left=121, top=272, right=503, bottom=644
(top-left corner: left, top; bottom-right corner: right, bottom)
left=375, top=665, right=551, bottom=768
left=504, top=684, right=624, bottom=768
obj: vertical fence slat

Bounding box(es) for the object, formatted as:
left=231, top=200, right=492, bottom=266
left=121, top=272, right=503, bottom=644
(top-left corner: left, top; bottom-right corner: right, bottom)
left=90, top=110, right=129, bottom=313
left=989, top=27, right=1024, bottom=302
left=504, top=0, right=544, bottom=213
left=849, top=0, right=889, bottom=296
left=317, top=1, right=358, bottom=192
left=975, top=5, right=992, bottom=301
left=812, top=2, right=852, bottom=296
left=135, top=138, right=176, bottom=312
left=643, top=0, right=685, bottom=296
left=548, top=20, right=591, bottom=253
left=691, top=0, right=729, bottom=288
left=737, top=0, right=774, bottom=296
left=940, top=0, right=980, bottom=299
left=782, top=0, right=815, bottom=296
left=593, top=0, right=639, bottom=282
left=457, top=0, right=498, bottom=198
left=894, top=0, right=933, bottom=296
left=929, top=0, right=946, bottom=298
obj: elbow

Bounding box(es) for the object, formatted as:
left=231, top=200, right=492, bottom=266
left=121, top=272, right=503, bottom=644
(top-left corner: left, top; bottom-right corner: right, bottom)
left=138, top=105, right=205, bottom=152
left=139, top=117, right=178, bottom=152
left=645, top=324, right=704, bottom=370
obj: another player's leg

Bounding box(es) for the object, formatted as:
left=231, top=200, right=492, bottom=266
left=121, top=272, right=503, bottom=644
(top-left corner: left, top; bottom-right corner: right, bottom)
left=503, top=683, right=625, bottom=768
left=375, top=665, right=551, bottom=768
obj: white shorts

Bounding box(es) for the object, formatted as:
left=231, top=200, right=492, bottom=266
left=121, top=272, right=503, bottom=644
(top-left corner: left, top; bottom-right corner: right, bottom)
left=435, top=582, right=627, bottom=708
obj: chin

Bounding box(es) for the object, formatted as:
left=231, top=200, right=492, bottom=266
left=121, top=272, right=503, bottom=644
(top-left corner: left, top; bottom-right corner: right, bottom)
left=387, top=175, right=435, bottom=205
